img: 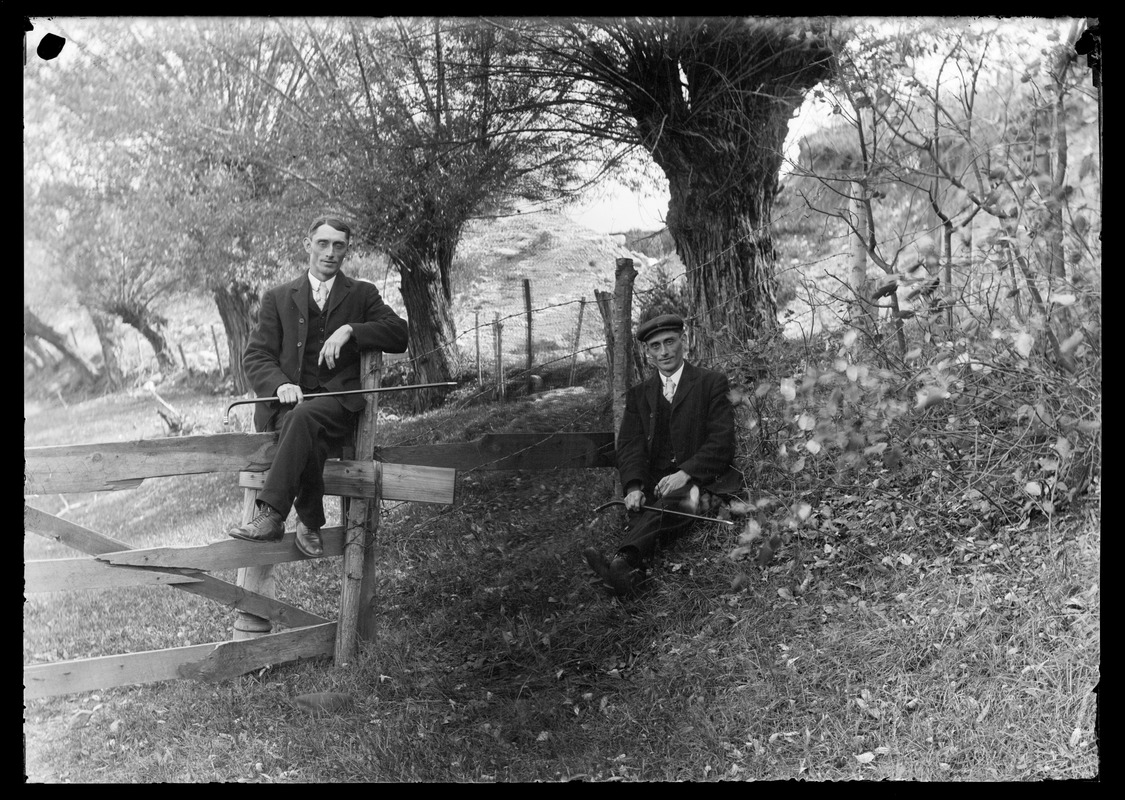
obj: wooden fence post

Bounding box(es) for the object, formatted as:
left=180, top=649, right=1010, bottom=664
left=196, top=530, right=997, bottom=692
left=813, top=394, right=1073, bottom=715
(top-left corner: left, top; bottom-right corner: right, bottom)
left=569, top=297, right=586, bottom=386
left=493, top=313, right=504, bottom=403
left=475, top=310, right=482, bottom=388
left=594, top=290, right=615, bottom=410
left=611, top=258, right=637, bottom=445
left=523, top=278, right=533, bottom=394
left=336, top=351, right=382, bottom=665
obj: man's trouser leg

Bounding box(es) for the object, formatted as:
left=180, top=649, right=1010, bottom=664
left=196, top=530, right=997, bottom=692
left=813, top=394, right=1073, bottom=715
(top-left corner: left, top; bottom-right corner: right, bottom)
left=234, top=396, right=353, bottom=640
left=256, top=396, right=355, bottom=526
left=616, top=495, right=696, bottom=565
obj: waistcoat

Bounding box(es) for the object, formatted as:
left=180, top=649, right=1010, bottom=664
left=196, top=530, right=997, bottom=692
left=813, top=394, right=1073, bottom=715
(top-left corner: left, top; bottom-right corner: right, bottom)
left=650, top=393, right=677, bottom=475
left=300, top=297, right=331, bottom=391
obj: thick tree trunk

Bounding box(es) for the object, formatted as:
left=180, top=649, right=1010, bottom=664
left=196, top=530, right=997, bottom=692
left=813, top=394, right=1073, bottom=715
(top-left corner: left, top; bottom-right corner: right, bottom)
left=23, top=305, right=98, bottom=387
left=24, top=338, right=53, bottom=369
left=665, top=184, right=780, bottom=367
left=213, top=281, right=257, bottom=394
left=111, top=302, right=177, bottom=374
left=1041, top=19, right=1084, bottom=282
left=614, top=21, right=832, bottom=367
left=87, top=306, right=123, bottom=389
left=136, top=322, right=177, bottom=374
left=394, top=254, right=456, bottom=413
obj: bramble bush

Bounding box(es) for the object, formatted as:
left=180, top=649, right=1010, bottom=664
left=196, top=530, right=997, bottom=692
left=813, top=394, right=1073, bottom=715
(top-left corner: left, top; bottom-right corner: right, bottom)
left=715, top=269, right=1100, bottom=567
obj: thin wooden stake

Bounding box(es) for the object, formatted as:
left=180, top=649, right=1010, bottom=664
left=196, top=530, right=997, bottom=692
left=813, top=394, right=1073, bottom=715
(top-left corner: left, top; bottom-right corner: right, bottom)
left=211, top=324, right=225, bottom=376
left=569, top=297, right=586, bottom=386
left=493, top=313, right=504, bottom=403
left=611, top=258, right=637, bottom=446
left=523, top=278, right=533, bottom=394
left=475, top=310, right=482, bottom=388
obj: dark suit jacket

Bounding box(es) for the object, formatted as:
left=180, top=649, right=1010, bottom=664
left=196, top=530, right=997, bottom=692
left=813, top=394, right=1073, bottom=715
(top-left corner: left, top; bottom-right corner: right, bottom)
left=616, top=361, right=740, bottom=497
left=243, top=270, right=409, bottom=432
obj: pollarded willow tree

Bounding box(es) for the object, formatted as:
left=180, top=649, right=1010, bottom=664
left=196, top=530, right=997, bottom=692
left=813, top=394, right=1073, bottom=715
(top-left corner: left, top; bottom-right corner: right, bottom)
left=25, top=18, right=314, bottom=393
left=27, top=18, right=602, bottom=404
left=515, top=17, right=839, bottom=364
left=206, top=17, right=607, bottom=408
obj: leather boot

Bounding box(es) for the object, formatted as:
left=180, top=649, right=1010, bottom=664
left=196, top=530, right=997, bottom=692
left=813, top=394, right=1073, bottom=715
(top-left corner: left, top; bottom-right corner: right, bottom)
left=228, top=503, right=285, bottom=543
left=583, top=547, right=637, bottom=596
left=295, top=520, right=324, bottom=558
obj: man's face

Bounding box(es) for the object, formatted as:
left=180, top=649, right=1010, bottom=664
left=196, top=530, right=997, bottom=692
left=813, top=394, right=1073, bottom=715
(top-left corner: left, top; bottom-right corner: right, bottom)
left=304, top=224, right=349, bottom=281
left=645, top=331, right=685, bottom=377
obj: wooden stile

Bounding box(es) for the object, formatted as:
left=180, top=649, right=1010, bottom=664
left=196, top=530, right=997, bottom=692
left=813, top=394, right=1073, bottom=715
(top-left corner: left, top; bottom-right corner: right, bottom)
left=25, top=254, right=643, bottom=700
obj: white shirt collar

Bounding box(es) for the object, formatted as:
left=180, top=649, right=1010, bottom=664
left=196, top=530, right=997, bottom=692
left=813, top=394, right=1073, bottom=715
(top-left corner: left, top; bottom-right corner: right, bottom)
left=661, top=362, right=685, bottom=388
left=308, top=271, right=336, bottom=295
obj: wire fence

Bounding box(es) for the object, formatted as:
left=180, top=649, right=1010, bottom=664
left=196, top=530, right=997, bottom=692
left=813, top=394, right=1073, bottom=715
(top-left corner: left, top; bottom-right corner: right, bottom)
left=450, top=286, right=605, bottom=390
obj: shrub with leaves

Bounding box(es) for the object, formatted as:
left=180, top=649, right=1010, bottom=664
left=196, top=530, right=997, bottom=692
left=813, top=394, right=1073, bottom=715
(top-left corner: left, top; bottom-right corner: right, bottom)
left=718, top=274, right=1099, bottom=569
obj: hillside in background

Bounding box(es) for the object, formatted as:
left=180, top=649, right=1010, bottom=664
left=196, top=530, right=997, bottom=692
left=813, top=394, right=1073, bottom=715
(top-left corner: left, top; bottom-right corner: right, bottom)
left=24, top=208, right=693, bottom=403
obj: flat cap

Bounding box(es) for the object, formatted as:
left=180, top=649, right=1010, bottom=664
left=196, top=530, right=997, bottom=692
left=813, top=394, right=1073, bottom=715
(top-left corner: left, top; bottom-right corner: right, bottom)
left=636, top=313, right=684, bottom=342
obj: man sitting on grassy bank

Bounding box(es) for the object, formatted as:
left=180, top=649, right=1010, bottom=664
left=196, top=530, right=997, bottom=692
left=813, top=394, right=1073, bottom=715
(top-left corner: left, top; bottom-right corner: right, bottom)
left=227, top=214, right=408, bottom=556
left=584, top=313, right=741, bottom=596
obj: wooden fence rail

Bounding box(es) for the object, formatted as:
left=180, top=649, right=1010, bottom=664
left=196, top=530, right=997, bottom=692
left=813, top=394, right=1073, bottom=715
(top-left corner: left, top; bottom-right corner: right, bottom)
left=25, top=428, right=615, bottom=700
left=23, top=503, right=335, bottom=699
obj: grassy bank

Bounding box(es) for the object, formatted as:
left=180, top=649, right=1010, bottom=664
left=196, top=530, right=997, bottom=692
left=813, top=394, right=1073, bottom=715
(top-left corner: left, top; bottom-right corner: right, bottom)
left=24, top=380, right=1099, bottom=782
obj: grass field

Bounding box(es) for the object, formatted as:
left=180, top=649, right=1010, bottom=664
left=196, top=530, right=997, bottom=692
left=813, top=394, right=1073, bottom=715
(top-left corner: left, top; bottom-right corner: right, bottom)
left=23, top=369, right=1100, bottom=782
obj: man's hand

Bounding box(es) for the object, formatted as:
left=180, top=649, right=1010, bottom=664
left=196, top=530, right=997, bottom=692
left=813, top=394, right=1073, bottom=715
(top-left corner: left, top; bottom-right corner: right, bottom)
left=624, top=489, right=646, bottom=512
left=276, top=383, right=304, bottom=405
left=654, top=469, right=692, bottom=498
left=319, top=324, right=354, bottom=369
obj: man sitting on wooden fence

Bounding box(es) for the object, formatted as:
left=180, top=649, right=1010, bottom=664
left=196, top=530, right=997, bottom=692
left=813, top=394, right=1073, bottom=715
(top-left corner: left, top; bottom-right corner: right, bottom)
left=227, top=214, right=409, bottom=557
left=584, top=313, right=740, bottom=596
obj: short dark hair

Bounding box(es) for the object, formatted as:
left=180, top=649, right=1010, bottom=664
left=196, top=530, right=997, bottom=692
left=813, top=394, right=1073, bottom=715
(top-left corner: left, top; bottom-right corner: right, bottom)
left=307, top=215, right=353, bottom=242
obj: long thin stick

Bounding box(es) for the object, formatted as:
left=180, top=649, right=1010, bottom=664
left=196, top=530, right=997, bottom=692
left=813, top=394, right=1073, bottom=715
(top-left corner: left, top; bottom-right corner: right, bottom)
left=223, top=382, right=457, bottom=424
left=593, top=499, right=734, bottom=526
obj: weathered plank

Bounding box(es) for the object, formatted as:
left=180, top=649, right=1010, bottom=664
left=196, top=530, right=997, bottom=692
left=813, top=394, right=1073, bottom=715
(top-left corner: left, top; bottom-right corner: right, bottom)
left=24, top=504, right=327, bottom=629
left=97, top=527, right=346, bottom=571
left=25, top=558, right=204, bottom=593
left=238, top=462, right=455, bottom=505
left=374, top=431, right=616, bottom=471
left=25, top=503, right=138, bottom=557
left=170, top=573, right=326, bottom=629
left=24, top=432, right=278, bottom=495
left=24, top=623, right=335, bottom=699
left=379, top=463, right=456, bottom=504
left=25, top=642, right=219, bottom=700
left=239, top=461, right=380, bottom=499
left=177, top=622, right=336, bottom=683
